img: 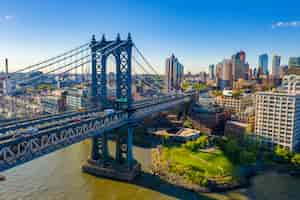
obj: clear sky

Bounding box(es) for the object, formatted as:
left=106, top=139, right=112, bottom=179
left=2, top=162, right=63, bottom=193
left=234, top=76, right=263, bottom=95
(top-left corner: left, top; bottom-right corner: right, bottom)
left=0, top=0, right=300, bottom=74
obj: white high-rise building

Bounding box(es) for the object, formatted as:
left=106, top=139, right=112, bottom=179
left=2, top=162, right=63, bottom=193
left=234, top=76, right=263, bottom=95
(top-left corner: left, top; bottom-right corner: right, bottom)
left=255, top=90, right=300, bottom=151
left=165, top=54, right=184, bottom=92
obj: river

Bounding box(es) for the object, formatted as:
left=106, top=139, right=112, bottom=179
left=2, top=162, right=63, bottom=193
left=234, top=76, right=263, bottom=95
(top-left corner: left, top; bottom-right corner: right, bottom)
left=1, top=140, right=300, bottom=200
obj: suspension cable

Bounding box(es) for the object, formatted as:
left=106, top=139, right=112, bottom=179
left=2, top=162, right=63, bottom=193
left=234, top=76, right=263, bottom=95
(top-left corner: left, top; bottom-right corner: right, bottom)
left=132, top=56, right=163, bottom=89
left=14, top=42, right=90, bottom=73
left=132, top=66, right=161, bottom=92
left=133, top=44, right=162, bottom=77
left=10, top=47, right=91, bottom=80
left=18, top=41, right=128, bottom=86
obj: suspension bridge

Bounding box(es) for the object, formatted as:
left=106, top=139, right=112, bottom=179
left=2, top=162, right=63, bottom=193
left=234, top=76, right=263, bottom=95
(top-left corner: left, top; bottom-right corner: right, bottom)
left=0, top=34, right=196, bottom=180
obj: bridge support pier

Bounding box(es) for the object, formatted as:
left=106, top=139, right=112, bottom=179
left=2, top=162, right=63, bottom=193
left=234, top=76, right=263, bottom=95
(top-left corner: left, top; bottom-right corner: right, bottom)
left=82, top=127, right=140, bottom=181
left=90, top=133, right=108, bottom=162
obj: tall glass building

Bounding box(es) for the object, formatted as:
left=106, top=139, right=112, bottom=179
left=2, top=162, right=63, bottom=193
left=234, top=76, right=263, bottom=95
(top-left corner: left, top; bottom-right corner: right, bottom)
left=208, top=64, right=215, bottom=80
left=272, top=55, right=281, bottom=78
left=165, top=54, right=184, bottom=92
left=258, top=54, right=269, bottom=75
left=219, top=59, right=232, bottom=90
left=232, top=51, right=246, bottom=81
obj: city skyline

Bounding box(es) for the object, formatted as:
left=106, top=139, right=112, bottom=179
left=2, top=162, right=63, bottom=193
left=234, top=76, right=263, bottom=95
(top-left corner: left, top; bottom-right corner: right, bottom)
left=0, top=0, right=300, bottom=73
left=2, top=2, right=300, bottom=198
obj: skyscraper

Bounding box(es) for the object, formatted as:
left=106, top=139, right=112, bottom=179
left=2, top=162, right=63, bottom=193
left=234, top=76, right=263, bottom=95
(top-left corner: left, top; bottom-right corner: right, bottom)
left=216, top=62, right=223, bottom=88
left=208, top=64, right=215, bottom=80
left=165, top=54, right=184, bottom=92
left=272, top=55, right=281, bottom=78
left=258, top=54, right=268, bottom=75
left=244, top=62, right=250, bottom=80
left=288, top=57, right=300, bottom=68
left=232, top=51, right=246, bottom=81
left=219, top=59, right=232, bottom=90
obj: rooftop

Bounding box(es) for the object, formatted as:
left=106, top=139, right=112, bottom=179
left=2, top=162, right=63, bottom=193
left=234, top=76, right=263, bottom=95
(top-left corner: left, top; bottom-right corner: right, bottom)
left=227, top=120, right=248, bottom=128
left=256, top=91, right=300, bottom=97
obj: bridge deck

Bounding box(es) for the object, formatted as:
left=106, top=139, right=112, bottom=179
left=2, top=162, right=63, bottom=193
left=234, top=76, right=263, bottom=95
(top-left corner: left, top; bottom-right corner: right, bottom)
left=0, top=93, right=195, bottom=172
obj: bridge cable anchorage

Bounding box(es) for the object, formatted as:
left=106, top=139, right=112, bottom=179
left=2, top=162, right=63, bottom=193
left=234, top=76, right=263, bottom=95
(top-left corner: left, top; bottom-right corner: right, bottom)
left=13, top=42, right=90, bottom=74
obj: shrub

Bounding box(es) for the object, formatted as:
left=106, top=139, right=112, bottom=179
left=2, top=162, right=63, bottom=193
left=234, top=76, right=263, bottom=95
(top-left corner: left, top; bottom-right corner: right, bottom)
left=183, top=136, right=209, bottom=151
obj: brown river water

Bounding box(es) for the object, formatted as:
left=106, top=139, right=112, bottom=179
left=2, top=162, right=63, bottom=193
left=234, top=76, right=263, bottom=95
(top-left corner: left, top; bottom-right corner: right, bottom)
left=1, top=140, right=300, bottom=200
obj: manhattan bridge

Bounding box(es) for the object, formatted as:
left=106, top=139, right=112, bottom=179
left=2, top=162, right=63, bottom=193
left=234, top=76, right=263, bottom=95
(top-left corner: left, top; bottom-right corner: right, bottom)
left=0, top=34, right=196, bottom=180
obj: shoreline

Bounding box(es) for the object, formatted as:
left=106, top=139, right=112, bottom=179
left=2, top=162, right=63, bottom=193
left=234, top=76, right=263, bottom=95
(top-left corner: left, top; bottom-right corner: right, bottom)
left=150, top=147, right=277, bottom=194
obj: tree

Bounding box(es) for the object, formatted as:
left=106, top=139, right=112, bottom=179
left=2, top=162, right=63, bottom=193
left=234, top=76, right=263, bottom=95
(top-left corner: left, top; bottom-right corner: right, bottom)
left=192, top=83, right=207, bottom=91
left=183, top=141, right=198, bottom=151
left=223, top=138, right=242, bottom=164
left=37, top=84, right=54, bottom=91
left=183, top=119, right=193, bottom=128
left=239, top=151, right=256, bottom=164
left=182, top=136, right=210, bottom=151
left=197, top=136, right=209, bottom=149
left=162, top=134, right=170, bottom=145
left=232, top=89, right=242, bottom=98
left=181, top=82, right=190, bottom=91
left=274, top=145, right=292, bottom=163
left=211, top=90, right=222, bottom=97
left=243, top=135, right=259, bottom=153
left=291, top=154, right=300, bottom=168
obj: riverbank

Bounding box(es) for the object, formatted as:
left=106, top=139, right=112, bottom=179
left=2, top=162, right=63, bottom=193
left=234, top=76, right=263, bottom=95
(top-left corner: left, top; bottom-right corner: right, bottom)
left=151, top=145, right=252, bottom=193
left=151, top=142, right=300, bottom=197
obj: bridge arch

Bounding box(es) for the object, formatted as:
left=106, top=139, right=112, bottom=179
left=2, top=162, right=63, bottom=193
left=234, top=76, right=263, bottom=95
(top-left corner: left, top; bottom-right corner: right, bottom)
left=91, top=34, right=133, bottom=109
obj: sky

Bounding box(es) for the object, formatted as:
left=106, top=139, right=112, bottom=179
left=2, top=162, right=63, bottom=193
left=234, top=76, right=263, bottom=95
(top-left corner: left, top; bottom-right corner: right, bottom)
left=0, top=0, right=300, bottom=74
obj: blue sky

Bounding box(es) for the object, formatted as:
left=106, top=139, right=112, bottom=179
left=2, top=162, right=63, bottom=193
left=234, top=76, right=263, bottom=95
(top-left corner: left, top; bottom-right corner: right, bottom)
left=0, top=0, right=300, bottom=73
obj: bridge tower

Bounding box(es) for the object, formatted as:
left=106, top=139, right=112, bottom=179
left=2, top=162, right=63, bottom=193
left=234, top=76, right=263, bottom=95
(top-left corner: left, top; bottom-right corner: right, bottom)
left=90, top=33, right=133, bottom=109
left=83, top=34, right=140, bottom=181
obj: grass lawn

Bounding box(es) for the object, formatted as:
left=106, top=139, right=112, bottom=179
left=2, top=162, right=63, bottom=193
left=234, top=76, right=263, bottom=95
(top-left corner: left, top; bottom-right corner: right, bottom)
left=161, top=146, right=240, bottom=184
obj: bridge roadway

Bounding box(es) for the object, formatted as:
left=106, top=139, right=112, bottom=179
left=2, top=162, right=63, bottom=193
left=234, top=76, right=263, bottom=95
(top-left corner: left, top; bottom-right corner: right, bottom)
left=0, top=92, right=194, bottom=171
left=0, top=93, right=182, bottom=136
left=0, top=109, right=102, bottom=134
